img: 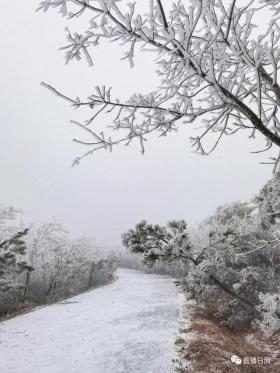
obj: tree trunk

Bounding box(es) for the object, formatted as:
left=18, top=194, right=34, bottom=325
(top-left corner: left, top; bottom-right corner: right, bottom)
left=88, top=262, right=96, bottom=289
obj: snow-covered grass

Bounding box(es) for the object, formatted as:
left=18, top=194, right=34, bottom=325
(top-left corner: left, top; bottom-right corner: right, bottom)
left=174, top=290, right=195, bottom=372
left=0, top=268, right=178, bottom=373
left=174, top=293, right=280, bottom=373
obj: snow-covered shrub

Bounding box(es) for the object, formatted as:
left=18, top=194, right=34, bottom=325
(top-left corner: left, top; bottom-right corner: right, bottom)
left=185, top=195, right=280, bottom=329
left=187, top=216, right=280, bottom=328
left=204, top=201, right=256, bottom=234
left=255, top=293, right=280, bottom=336
left=256, top=171, right=280, bottom=229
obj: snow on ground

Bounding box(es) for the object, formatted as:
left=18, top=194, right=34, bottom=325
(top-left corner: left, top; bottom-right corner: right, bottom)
left=175, top=291, right=195, bottom=372
left=0, top=268, right=178, bottom=373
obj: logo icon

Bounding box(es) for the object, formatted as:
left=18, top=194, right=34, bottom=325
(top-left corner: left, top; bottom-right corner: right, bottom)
left=231, top=355, right=242, bottom=365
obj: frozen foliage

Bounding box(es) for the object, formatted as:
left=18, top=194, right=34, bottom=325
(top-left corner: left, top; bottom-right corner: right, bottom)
left=25, top=222, right=116, bottom=305
left=117, top=249, right=188, bottom=277
left=0, top=206, right=21, bottom=227
left=189, top=213, right=280, bottom=332
left=40, top=0, right=280, bottom=165
left=0, top=230, right=32, bottom=293
left=255, top=292, right=280, bottom=336
left=256, top=170, right=280, bottom=229
left=123, top=176, right=280, bottom=334
left=0, top=207, right=32, bottom=295
left=204, top=201, right=256, bottom=234
left=122, top=220, right=192, bottom=266
left=186, top=225, right=279, bottom=329
left=0, top=209, right=116, bottom=316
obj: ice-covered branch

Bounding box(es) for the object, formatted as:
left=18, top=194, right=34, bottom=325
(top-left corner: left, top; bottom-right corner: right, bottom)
left=39, top=0, right=280, bottom=163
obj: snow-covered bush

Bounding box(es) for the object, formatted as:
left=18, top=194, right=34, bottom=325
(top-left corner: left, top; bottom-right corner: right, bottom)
left=255, top=293, right=280, bottom=336
left=185, top=195, right=280, bottom=329
left=187, top=227, right=279, bottom=328
left=205, top=201, right=256, bottom=232
left=188, top=196, right=280, bottom=328
left=256, top=171, right=280, bottom=229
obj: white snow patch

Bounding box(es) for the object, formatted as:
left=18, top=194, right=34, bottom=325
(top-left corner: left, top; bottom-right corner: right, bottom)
left=175, top=289, right=195, bottom=372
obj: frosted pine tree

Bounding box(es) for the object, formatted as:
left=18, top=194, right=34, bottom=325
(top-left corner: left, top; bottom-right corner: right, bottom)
left=0, top=207, right=32, bottom=293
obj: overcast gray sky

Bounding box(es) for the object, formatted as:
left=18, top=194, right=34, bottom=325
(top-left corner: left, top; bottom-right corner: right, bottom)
left=0, top=0, right=274, bottom=247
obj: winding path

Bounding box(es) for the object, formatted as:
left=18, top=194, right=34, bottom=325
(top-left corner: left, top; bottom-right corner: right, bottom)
left=0, top=268, right=178, bottom=373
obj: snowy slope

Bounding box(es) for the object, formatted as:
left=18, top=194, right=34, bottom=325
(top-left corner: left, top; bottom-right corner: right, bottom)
left=0, top=268, right=178, bottom=373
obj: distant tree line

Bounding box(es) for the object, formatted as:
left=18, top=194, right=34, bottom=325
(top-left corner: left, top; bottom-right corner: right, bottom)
left=0, top=209, right=116, bottom=317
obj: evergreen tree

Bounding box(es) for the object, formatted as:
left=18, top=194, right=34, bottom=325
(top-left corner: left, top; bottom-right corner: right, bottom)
left=0, top=229, right=33, bottom=293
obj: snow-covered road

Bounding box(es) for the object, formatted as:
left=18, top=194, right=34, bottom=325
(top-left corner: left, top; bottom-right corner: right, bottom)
left=0, top=268, right=178, bottom=373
